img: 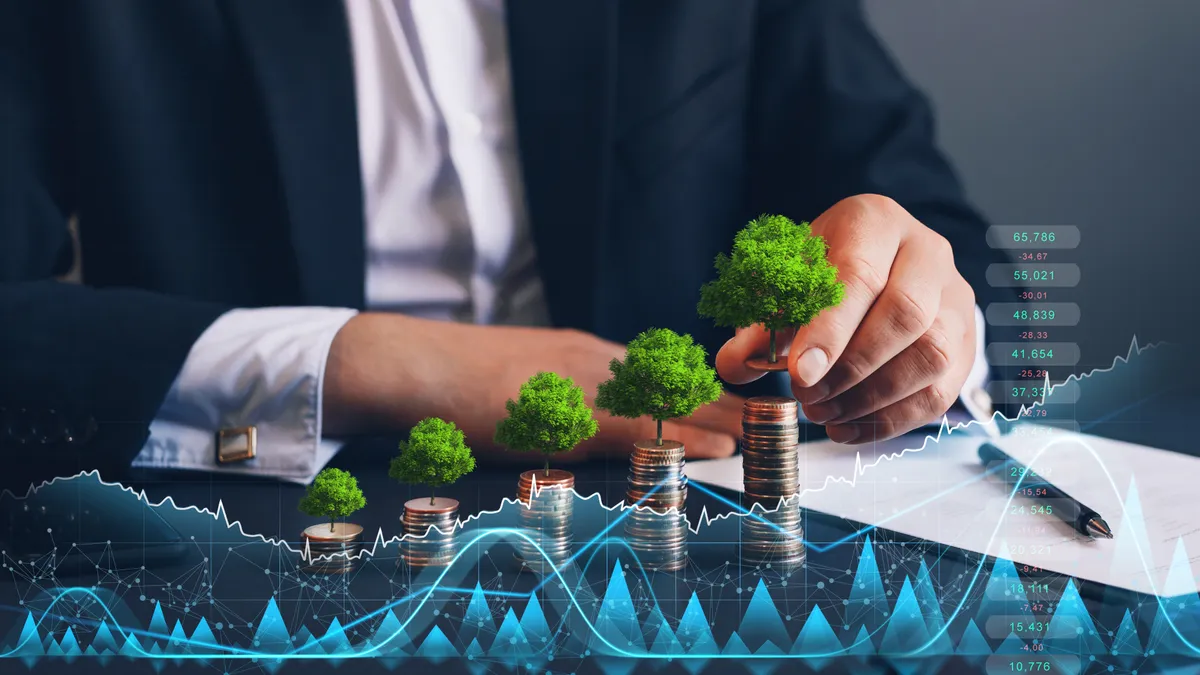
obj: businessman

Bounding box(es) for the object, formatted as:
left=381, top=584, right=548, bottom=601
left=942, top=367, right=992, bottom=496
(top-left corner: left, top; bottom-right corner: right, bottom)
left=0, top=0, right=1003, bottom=488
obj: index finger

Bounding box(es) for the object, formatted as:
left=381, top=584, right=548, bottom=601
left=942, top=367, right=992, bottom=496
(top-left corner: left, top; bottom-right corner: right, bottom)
left=787, top=197, right=901, bottom=395
left=715, top=325, right=796, bottom=385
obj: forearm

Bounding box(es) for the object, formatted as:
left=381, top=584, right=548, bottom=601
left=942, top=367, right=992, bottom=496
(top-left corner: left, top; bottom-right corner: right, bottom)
left=322, top=312, right=470, bottom=437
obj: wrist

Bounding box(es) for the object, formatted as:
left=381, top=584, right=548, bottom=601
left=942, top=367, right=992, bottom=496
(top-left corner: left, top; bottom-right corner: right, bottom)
left=322, top=313, right=422, bottom=436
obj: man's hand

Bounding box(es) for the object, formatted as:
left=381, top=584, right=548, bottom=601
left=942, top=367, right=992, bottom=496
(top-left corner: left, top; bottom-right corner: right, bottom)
left=716, top=195, right=976, bottom=443
left=323, top=315, right=743, bottom=462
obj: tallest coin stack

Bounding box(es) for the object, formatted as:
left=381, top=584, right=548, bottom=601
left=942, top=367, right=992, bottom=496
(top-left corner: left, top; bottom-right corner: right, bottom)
left=739, top=396, right=806, bottom=571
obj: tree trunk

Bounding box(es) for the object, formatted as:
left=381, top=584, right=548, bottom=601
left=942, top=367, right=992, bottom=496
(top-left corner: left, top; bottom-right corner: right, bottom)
left=769, top=328, right=778, bottom=364
left=544, top=457, right=550, bottom=477
left=329, top=518, right=335, bottom=532
left=430, top=486, right=436, bottom=506
left=656, top=419, right=663, bottom=446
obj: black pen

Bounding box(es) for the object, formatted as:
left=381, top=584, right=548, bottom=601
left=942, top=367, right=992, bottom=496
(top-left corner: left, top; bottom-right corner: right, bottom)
left=978, top=442, right=1114, bottom=539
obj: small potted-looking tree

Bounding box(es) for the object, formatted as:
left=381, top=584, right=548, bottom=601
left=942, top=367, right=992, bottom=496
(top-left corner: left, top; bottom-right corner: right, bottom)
left=596, top=327, right=720, bottom=571
left=596, top=327, right=723, bottom=449
left=390, top=417, right=476, bottom=505
left=298, top=467, right=367, bottom=572
left=494, top=371, right=598, bottom=479
left=698, top=214, right=844, bottom=371
left=495, top=372, right=598, bottom=570
left=391, top=417, right=475, bottom=567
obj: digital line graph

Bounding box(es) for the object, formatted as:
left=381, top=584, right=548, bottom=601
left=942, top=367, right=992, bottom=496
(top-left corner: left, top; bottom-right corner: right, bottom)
left=2, top=336, right=1195, bottom=672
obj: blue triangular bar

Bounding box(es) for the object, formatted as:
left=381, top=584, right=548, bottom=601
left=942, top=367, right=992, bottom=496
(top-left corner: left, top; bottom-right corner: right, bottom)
left=739, top=579, right=790, bottom=652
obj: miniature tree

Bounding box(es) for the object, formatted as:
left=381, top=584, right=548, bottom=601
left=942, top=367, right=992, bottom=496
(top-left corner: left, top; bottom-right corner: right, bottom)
left=494, top=371, right=599, bottom=476
left=389, top=417, right=476, bottom=505
left=697, top=214, right=844, bottom=365
left=298, top=467, right=367, bottom=532
left=595, top=328, right=722, bottom=447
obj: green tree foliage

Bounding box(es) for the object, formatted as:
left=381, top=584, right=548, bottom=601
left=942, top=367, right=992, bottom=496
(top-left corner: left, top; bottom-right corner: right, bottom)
left=298, top=468, right=367, bottom=531
left=595, top=328, right=722, bottom=446
left=697, top=214, right=844, bottom=363
left=389, top=417, right=476, bottom=505
left=494, top=371, right=599, bottom=476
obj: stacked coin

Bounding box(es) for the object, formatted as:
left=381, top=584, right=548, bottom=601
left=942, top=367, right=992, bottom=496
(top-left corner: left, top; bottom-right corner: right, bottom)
left=515, top=469, right=575, bottom=573
left=739, top=396, right=805, bottom=571
left=301, top=523, right=364, bottom=575
left=624, top=440, right=689, bottom=572
left=401, top=498, right=459, bottom=568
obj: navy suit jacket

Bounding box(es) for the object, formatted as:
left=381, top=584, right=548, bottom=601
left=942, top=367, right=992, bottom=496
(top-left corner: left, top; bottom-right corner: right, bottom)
left=0, top=0, right=1005, bottom=487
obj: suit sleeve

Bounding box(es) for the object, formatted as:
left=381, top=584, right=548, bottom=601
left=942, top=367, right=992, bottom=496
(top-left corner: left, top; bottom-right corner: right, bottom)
left=0, top=2, right=230, bottom=490
left=747, top=0, right=1012, bottom=306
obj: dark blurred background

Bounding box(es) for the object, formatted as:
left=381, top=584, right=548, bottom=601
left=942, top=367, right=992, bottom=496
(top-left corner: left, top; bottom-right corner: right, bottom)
left=866, top=0, right=1200, bottom=375
left=53, top=1, right=1198, bottom=377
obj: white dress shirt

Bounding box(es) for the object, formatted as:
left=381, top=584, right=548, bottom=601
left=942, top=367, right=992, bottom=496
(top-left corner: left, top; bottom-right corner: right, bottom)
left=133, top=0, right=547, bottom=481
left=133, top=0, right=989, bottom=483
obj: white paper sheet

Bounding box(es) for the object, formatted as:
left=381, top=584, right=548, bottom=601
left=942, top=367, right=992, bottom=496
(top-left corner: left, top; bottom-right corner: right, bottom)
left=687, top=425, right=1200, bottom=596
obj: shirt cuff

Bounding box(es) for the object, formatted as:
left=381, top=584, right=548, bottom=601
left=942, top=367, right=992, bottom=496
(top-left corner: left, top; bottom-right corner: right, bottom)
left=132, top=307, right=358, bottom=483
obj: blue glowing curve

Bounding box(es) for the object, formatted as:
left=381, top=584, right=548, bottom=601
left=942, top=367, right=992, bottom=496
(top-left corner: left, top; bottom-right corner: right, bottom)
left=6, top=336, right=1199, bottom=662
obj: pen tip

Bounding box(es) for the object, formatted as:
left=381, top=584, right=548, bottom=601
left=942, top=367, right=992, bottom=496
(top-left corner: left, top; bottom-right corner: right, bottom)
left=1087, top=517, right=1114, bottom=539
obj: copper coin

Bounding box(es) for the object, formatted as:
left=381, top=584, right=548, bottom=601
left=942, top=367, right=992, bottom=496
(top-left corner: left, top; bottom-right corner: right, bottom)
left=745, top=395, right=798, bottom=408
left=741, top=522, right=803, bottom=538
left=742, top=466, right=799, bottom=477
left=742, top=437, right=799, bottom=447
left=624, top=528, right=688, bottom=543
left=744, top=402, right=797, bottom=411
left=741, top=440, right=800, bottom=451
left=625, top=488, right=687, bottom=503
left=743, top=419, right=797, bottom=429
left=627, top=504, right=686, bottom=517
left=517, top=470, right=575, bottom=503
left=626, top=499, right=687, bottom=513
left=626, top=511, right=687, bottom=525
left=518, top=469, right=576, bottom=487
left=518, top=486, right=576, bottom=497
left=403, top=497, right=460, bottom=515
left=519, top=502, right=574, bottom=515
left=742, top=458, right=799, bottom=470
left=632, top=439, right=684, bottom=452
left=745, top=357, right=789, bottom=373
left=402, top=515, right=457, bottom=529
left=742, top=465, right=799, bottom=477
left=627, top=469, right=686, bottom=482
left=743, top=415, right=797, bottom=426
left=743, top=406, right=797, bottom=417
left=302, top=523, right=364, bottom=543
left=734, top=420, right=801, bottom=429
left=743, top=409, right=797, bottom=418
left=742, top=514, right=803, bottom=531
left=744, top=491, right=799, bottom=505
left=739, top=475, right=796, bottom=485
left=742, top=450, right=799, bottom=458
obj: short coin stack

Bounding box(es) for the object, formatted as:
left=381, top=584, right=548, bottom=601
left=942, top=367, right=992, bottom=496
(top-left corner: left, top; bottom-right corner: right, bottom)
left=515, top=469, right=575, bottom=573
left=301, top=523, right=364, bottom=575
left=401, top=498, right=459, bottom=568
left=740, top=396, right=805, bottom=571
left=624, top=440, right=689, bottom=572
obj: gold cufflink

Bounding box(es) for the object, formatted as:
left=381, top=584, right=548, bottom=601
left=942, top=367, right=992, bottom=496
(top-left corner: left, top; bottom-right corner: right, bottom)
left=217, top=426, right=257, bottom=463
